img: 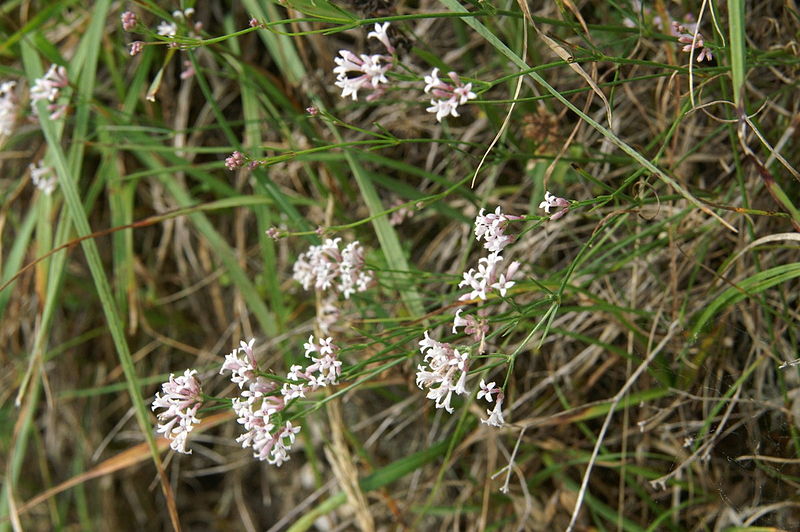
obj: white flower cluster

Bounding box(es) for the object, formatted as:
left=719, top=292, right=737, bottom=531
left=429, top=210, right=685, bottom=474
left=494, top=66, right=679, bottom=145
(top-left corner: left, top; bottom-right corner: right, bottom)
left=0, top=81, right=18, bottom=138
left=152, top=369, right=204, bottom=454
left=220, top=336, right=342, bottom=466
left=423, top=68, right=477, bottom=122
left=333, top=23, right=394, bottom=101
left=416, top=331, right=469, bottom=413
left=459, top=207, right=521, bottom=302
left=292, top=238, right=372, bottom=299
left=283, top=335, right=343, bottom=399
left=30, top=64, right=69, bottom=120
left=29, top=161, right=57, bottom=195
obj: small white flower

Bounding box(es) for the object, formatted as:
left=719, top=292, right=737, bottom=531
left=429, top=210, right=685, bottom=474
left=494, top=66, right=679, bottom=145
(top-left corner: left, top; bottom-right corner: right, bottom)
left=477, top=379, right=496, bottom=403
left=367, top=22, right=394, bottom=53
left=157, top=20, right=177, bottom=37
left=423, top=68, right=441, bottom=93
left=481, top=399, right=505, bottom=427
left=452, top=309, right=468, bottom=334
left=538, top=191, right=570, bottom=219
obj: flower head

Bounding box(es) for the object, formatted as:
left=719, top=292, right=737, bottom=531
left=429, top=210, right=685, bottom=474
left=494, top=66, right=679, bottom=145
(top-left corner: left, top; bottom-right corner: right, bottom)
left=452, top=308, right=490, bottom=343
left=121, top=11, right=137, bottom=31
left=292, top=238, right=372, bottom=299
left=458, top=252, right=520, bottom=301
left=225, top=150, right=245, bottom=170
left=129, top=41, right=144, bottom=56
left=152, top=370, right=204, bottom=453
left=333, top=50, right=391, bottom=101
left=423, top=68, right=477, bottom=122
left=474, top=206, right=522, bottom=253
left=416, top=331, right=470, bottom=413
left=220, top=338, right=259, bottom=388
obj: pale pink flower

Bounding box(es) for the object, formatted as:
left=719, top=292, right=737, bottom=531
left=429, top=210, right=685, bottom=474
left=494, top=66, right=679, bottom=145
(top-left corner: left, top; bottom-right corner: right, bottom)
left=482, top=399, right=505, bottom=427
